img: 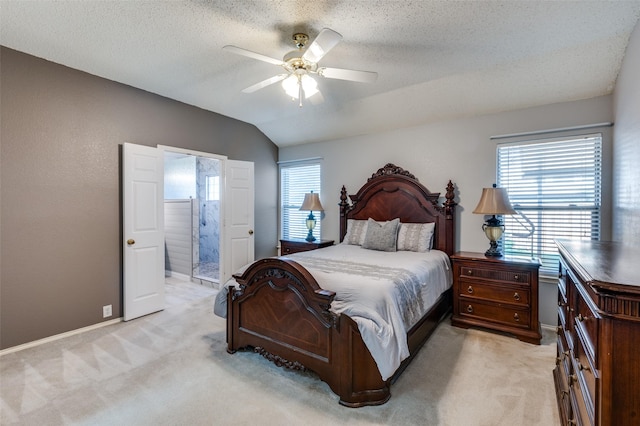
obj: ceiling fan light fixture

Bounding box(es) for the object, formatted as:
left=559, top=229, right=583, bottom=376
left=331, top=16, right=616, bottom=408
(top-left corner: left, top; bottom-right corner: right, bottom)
left=281, top=74, right=319, bottom=100
left=301, top=74, right=319, bottom=97
left=282, top=74, right=299, bottom=98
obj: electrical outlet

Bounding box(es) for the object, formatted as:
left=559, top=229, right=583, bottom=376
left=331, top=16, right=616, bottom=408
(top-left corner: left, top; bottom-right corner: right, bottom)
left=103, top=304, right=112, bottom=318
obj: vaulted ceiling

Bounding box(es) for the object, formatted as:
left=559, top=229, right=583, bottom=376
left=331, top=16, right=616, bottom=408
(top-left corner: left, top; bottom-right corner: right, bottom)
left=2, top=1, right=639, bottom=147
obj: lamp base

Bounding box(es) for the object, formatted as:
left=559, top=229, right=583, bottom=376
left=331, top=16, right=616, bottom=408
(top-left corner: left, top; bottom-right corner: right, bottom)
left=484, top=240, right=502, bottom=257
left=305, top=211, right=316, bottom=242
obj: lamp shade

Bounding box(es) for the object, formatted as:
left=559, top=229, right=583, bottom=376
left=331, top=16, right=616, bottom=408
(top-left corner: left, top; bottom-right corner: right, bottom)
left=472, top=187, right=516, bottom=215
left=300, top=192, right=324, bottom=211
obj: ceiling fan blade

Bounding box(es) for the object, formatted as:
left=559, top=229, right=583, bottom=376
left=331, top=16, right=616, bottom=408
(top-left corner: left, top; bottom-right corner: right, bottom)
left=302, top=28, right=343, bottom=63
left=319, top=67, right=378, bottom=83
left=241, top=74, right=288, bottom=93
left=223, top=45, right=284, bottom=66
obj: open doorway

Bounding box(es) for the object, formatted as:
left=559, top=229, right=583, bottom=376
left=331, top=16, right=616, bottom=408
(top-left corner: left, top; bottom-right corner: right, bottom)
left=123, top=143, right=253, bottom=320
left=163, top=149, right=223, bottom=288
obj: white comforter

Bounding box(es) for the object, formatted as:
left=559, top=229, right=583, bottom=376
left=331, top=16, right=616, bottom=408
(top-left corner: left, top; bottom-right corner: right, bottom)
left=214, top=244, right=452, bottom=381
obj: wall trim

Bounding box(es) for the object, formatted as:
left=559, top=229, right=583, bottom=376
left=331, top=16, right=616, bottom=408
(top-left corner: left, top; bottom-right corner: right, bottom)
left=0, top=318, right=123, bottom=356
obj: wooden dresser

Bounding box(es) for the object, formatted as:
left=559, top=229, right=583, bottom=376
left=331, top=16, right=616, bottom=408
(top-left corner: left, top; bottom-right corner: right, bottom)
left=554, top=240, right=640, bottom=426
left=279, top=239, right=334, bottom=255
left=451, top=252, right=541, bottom=345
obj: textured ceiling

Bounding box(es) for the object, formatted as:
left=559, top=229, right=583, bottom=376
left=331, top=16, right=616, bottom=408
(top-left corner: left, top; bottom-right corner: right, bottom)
left=2, top=1, right=640, bottom=147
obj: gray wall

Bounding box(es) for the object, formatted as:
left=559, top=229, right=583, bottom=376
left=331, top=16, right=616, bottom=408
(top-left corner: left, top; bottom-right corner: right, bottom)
left=279, top=96, right=614, bottom=327
left=0, top=47, right=278, bottom=349
left=613, top=19, right=640, bottom=245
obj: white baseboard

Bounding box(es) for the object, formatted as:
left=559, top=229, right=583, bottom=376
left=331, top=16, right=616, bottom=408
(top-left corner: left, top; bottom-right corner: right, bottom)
left=0, top=318, right=122, bottom=356
left=165, top=270, right=191, bottom=280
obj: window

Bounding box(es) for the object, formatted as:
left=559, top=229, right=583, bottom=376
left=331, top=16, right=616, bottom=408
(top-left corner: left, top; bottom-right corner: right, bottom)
left=497, top=134, right=602, bottom=276
left=280, top=161, right=322, bottom=240
left=206, top=175, right=220, bottom=201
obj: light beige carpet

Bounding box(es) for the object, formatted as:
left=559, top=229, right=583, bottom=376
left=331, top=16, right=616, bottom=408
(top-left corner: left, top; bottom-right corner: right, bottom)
left=0, top=278, right=558, bottom=425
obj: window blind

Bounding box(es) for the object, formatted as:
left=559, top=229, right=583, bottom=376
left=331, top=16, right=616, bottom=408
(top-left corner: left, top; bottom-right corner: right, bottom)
left=497, top=135, right=602, bottom=276
left=280, top=162, right=322, bottom=240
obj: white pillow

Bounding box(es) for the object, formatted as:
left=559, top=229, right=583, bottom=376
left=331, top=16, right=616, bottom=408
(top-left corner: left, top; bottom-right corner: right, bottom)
left=343, top=219, right=369, bottom=245
left=396, top=222, right=436, bottom=252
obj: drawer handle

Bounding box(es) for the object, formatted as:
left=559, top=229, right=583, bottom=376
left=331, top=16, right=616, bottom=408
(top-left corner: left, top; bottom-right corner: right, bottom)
left=513, top=313, right=520, bottom=322
left=513, top=292, right=521, bottom=301
left=578, top=362, right=590, bottom=372
left=466, top=305, right=473, bottom=313
left=513, top=274, right=519, bottom=280
left=569, top=374, right=577, bottom=385
left=576, top=313, right=588, bottom=322
left=467, top=269, right=473, bottom=275
left=467, top=285, right=474, bottom=294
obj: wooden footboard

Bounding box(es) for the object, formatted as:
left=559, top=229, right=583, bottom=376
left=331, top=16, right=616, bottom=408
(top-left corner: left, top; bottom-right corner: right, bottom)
left=227, top=257, right=451, bottom=407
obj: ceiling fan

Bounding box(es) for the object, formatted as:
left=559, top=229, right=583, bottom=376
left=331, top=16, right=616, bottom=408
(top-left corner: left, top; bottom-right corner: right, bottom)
left=223, top=28, right=377, bottom=106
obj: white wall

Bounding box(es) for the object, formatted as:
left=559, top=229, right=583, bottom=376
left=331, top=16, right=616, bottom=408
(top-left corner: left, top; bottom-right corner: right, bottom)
left=280, top=96, right=613, bottom=250
left=279, top=95, right=613, bottom=326
left=613, top=19, right=640, bottom=244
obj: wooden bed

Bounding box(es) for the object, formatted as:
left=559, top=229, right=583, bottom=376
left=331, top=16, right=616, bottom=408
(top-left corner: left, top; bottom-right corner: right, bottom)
left=226, top=163, right=457, bottom=407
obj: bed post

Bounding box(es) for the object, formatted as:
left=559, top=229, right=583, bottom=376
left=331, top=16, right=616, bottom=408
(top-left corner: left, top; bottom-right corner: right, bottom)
left=339, top=185, right=350, bottom=242
left=443, top=180, right=457, bottom=255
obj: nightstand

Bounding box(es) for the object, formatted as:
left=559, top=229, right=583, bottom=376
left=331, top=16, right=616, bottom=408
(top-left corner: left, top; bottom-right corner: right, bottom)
left=280, top=239, right=334, bottom=255
left=450, top=251, right=541, bottom=345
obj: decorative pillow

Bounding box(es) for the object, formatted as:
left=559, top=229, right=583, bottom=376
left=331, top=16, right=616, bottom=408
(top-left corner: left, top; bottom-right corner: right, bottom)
left=343, top=219, right=369, bottom=245
left=362, top=218, right=400, bottom=252
left=397, top=222, right=436, bottom=252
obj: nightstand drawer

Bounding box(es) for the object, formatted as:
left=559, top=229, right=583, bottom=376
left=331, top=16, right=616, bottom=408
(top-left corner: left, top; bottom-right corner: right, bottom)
left=460, top=266, right=530, bottom=285
left=457, top=298, right=531, bottom=329
left=460, top=281, right=529, bottom=306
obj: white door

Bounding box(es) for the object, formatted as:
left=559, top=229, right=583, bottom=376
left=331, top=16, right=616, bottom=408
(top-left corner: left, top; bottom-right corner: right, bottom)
left=223, top=160, right=255, bottom=283
left=123, top=143, right=165, bottom=321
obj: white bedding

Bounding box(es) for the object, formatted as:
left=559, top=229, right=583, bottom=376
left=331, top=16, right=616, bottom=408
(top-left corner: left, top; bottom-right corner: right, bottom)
left=214, top=244, right=452, bottom=381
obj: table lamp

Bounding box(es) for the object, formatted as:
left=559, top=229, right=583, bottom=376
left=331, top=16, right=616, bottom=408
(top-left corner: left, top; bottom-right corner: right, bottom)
left=473, top=184, right=516, bottom=256
left=299, top=191, right=324, bottom=242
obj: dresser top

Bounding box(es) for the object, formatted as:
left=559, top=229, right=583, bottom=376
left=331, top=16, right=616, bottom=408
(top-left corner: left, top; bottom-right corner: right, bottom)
left=556, top=240, right=640, bottom=292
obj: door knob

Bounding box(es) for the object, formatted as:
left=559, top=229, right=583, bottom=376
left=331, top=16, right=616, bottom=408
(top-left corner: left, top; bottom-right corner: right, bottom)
left=248, top=230, right=254, bottom=235
left=127, top=239, right=135, bottom=245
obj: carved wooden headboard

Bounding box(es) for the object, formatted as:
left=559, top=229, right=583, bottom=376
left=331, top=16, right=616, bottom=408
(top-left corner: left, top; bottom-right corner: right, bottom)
left=339, top=164, right=457, bottom=255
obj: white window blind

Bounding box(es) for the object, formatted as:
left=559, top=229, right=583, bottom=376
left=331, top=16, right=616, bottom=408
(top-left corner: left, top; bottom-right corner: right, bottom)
left=497, top=134, right=602, bottom=276
left=280, top=162, right=322, bottom=240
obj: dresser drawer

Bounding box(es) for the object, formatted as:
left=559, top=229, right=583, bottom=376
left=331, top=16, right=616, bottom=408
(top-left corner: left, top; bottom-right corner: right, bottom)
left=553, top=365, right=572, bottom=426
left=573, top=331, right=598, bottom=417
left=570, top=355, right=596, bottom=426
left=570, top=380, right=593, bottom=426
left=574, top=289, right=598, bottom=364
left=457, top=298, right=530, bottom=329
left=556, top=322, right=571, bottom=369
left=459, top=266, right=530, bottom=285
left=460, top=280, right=529, bottom=306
